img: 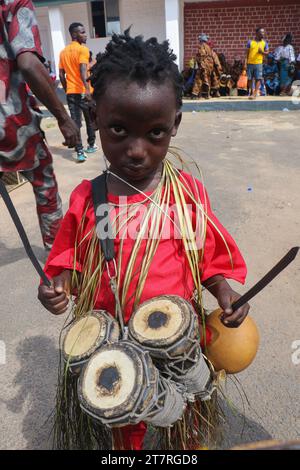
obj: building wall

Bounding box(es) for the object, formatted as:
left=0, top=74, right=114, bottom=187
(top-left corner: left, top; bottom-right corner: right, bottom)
left=184, top=0, right=300, bottom=65
left=61, top=2, right=90, bottom=40
left=35, top=2, right=111, bottom=71
left=119, top=0, right=166, bottom=41
left=35, top=6, right=54, bottom=64
left=61, top=2, right=110, bottom=58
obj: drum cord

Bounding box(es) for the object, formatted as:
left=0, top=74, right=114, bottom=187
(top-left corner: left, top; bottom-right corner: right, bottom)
left=146, top=378, right=186, bottom=428
left=125, top=343, right=186, bottom=427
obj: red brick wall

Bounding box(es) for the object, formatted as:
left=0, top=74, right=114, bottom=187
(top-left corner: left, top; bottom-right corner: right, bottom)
left=184, top=0, right=300, bottom=66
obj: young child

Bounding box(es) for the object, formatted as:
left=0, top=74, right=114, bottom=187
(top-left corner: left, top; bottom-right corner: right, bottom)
left=38, top=30, right=249, bottom=450
left=237, top=68, right=248, bottom=96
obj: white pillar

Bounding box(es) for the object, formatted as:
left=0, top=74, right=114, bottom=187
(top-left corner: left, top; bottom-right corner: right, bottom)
left=48, top=6, right=66, bottom=77
left=164, top=0, right=181, bottom=68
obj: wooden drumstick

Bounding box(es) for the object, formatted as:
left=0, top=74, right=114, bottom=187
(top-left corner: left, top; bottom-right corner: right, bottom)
left=205, top=247, right=299, bottom=373
left=231, top=246, right=299, bottom=312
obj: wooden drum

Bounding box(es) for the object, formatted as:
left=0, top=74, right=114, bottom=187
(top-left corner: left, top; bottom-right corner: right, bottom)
left=128, top=296, right=213, bottom=399
left=78, top=340, right=185, bottom=427
left=62, top=310, right=120, bottom=374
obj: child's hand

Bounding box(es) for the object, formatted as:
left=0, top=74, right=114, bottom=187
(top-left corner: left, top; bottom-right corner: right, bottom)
left=38, top=270, right=71, bottom=315
left=217, top=287, right=250, bottom=328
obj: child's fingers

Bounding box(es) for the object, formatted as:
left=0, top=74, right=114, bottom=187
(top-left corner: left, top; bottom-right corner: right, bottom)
left=221, top=305, right=250, bottom=328
left=39, top=287, right=58, bottom=299
left=53, top=271, right=71, bottom=296
left=48, top=304, right=69, bottom=315
left=221, top=310, right=243, bottom=327
left=50, top=299, right=69, bottom=314
left=44, top=292, right=68, bottom=306
left=38, top=284, right=57, bottom=300
left=43, top=296, right=69, bottom=315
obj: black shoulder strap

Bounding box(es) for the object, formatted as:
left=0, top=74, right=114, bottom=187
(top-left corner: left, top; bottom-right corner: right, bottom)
left=91, top=172, right=115, bottom=261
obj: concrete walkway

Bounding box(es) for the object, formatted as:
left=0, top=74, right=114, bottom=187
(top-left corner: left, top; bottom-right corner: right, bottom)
left=183, top=95, right=300, bottom=112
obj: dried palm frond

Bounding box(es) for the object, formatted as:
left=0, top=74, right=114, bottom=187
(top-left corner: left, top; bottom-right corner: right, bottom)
left=151, top=390, right=225, bottom=450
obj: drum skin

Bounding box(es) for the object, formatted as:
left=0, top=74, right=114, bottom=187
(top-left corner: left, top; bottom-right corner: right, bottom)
left=62, top=310, right=120, bottom=373
left=128, top=295, right=199, bottom=358
left=78, top=341, right=159, bottom=426
left=203, top=308, right=259, bottom=374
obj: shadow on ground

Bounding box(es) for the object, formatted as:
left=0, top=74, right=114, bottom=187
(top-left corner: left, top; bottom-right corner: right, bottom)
left=0, top=241, right=47, bottom=268
left=220, top=399, right=272, bottom=449
left=47, top=145, right=74, bottom=163
left=143, top=397, right=272, bottom=450
left=2, top=336, right=59, bottom=449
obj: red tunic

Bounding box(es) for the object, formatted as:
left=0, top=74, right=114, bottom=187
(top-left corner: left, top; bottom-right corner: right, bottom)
left=44, top=171, right=247, bottom=449
left=45, top=173, right=246, bottom=316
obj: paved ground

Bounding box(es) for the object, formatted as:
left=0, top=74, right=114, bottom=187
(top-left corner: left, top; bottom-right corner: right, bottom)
left=0, top=110, right=299, bottom=449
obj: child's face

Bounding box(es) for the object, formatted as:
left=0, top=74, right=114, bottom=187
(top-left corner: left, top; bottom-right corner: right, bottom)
left=96, top=80, right=182, bottom=183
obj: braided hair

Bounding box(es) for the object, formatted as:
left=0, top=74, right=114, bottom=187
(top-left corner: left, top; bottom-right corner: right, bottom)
left=90, top=28, right=183, bottom=109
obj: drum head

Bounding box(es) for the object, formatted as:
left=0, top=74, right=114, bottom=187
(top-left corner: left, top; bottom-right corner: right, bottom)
left=129, top=296, right=193, bottom=348
left=63, top=311, right=119, bottom=363
left=78, top=342, right=157, bottom=424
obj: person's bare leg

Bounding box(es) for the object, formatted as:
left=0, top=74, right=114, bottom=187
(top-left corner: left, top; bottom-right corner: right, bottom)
left=249, top=80, right=260, bottom=99
left=247, top=79, right=252, bottom=97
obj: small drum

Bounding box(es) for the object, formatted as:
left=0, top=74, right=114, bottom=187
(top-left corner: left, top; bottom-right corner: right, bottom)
left=128, top=295, right=213, bottom=398
left=62, top=310, right=120, bottom=374
left=78, top=340, right=186, bottom=427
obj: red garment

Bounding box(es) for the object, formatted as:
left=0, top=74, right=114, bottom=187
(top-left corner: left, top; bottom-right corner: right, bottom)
left=44, top=171, right=247, bottom=449
left=0, top=0, right=45, bottom=172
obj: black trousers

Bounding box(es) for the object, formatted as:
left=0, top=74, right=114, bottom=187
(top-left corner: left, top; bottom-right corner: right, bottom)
left=67, top=94, right=96, bottom=153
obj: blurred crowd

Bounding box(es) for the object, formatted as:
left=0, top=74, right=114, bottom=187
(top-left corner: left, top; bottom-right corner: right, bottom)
left=183, top=32, right=300, bottom=99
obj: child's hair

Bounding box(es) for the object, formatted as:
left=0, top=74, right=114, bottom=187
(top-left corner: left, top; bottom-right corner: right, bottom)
left=90, top=28, right=183, bottom=109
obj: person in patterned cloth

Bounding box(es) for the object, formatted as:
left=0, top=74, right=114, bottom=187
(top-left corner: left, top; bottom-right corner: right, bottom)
left=0, top=0, right=79, bottom=251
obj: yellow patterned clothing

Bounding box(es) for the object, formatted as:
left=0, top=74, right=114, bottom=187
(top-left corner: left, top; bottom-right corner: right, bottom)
left=247, top=39, right=269, bottom=65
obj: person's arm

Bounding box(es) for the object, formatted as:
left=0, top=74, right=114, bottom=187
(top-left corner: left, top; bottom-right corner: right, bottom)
left=245, top=40, right=251, bottom=67
left=79, top=63, right=91, bottom=100
left=190, top=178, right=249, bottom=327
left=17, top=52, right=79, bottom=148
left=290, top=46, right=296, bottom=64
left=59, top=68, right=67, bottom=92
left=38, top=270, right=71, bottom=315
left=6, top=1, right=79, bottom=147
left=258, top=41, right=269, bottom=56
left=259, top=49, right=269, bottom=56
left=202, top=275, right=250, bottom=328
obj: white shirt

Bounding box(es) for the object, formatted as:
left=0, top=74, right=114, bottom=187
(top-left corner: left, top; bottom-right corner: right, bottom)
left=274, top=45, right=296, bottom=63
left=297, top=53, right=300, bottom=62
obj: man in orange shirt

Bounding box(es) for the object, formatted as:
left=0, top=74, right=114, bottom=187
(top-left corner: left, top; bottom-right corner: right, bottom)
left=59, top=23, right=97, bottom=162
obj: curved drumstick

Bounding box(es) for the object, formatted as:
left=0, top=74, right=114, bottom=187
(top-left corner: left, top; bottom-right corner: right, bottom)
left=231, top=247, right=299, bottom=312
